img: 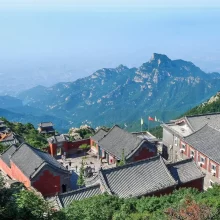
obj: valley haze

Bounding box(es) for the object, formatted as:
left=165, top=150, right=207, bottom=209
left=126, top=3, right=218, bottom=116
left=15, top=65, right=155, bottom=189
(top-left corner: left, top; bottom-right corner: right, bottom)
left=0, top=2, right=220, bottom=95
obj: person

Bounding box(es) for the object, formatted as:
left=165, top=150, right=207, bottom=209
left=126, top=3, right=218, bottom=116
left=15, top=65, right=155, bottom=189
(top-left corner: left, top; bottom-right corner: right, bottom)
left=75, top=165, right=78, bottom=172
left=69, top=161, right=71, bottom=166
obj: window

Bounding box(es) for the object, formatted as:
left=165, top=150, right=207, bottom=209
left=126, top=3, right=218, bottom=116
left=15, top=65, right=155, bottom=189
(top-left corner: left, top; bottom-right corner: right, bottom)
left=211, top=164, right=216, bottom=171
left=180, top=144, right=186, bottom=154
left=174, top=137, right=178, bottom=146
left=210, top=180, right=214, bottom=188
left=200, top=156, right=205, bottom=164
left=190, top=150, right=195, bottom=158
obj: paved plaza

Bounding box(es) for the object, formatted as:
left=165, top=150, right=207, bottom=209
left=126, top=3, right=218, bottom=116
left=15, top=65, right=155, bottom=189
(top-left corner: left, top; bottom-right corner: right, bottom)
left=57, top=150, right=115, bottom=190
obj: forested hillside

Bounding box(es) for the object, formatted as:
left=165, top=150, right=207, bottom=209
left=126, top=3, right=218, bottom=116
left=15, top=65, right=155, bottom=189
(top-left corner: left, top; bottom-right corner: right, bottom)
left=185, top=92, right=220, bottom=116
left=0, top=117, right=48, bottom=151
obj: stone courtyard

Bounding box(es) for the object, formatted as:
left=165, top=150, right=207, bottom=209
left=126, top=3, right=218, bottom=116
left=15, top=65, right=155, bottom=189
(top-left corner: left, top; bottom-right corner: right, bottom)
left=57, top=150, right=115, bottom=190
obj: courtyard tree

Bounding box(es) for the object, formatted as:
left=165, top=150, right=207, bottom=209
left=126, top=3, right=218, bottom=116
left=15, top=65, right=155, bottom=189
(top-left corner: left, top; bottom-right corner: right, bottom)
left=77, top=160, right=85, bottom=188
left=117, top=149, right=126, bottom=166
left=79, top=144, right=90, bottom=157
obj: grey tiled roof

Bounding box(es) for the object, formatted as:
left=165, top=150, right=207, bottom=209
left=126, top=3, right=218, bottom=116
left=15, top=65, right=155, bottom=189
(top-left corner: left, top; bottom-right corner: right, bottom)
left=0, top=145, right=17, bottom=167
left=47, top=134, right=69, bottom=143
left=167, top=159, right=204, bottom=184
left=92, top=129, right=107, bottom=142
left=0, top=125, right=9, bottom=133
left=46, top=196, right=62, bottom=211
left=99, top=156, right=177, bottom=198
left=186, top=113, right=220, bottom=131
left=57, top=184, right=102, bottom=208
left=11, top=143, right=68, bottom=178
left=38, top=122, right=54, bottom=128
left=184, top=124, right=220, bottom=164
left=0, top=133, right=18, bottom=142
left=98, top=125, right=144, bottom=159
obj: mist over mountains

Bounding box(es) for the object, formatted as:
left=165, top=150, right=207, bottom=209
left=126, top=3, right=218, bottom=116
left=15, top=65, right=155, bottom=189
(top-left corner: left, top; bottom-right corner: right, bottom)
left=0, top=53, right=216, bottom=131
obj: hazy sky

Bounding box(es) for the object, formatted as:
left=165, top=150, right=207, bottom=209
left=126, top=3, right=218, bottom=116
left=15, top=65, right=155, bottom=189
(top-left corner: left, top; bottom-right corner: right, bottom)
left=0, top=0, right=220, bottom=81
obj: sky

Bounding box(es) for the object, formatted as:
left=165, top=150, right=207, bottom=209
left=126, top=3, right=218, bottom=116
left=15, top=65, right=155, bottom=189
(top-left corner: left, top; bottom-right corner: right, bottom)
left=0, top=0, right=220, bottom=84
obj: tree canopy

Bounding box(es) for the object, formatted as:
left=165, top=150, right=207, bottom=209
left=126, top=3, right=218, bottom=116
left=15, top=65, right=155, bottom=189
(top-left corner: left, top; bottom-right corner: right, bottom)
left=62, top=186, right=220, bottom=220
left=0, top=117, right=48, bottom=150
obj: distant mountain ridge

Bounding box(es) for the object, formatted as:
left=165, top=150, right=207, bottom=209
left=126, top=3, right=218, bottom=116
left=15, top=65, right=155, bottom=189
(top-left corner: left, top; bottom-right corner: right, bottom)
left=17, top=53, right=220, bottom=129
left=0, top=95, right=70, bottom=132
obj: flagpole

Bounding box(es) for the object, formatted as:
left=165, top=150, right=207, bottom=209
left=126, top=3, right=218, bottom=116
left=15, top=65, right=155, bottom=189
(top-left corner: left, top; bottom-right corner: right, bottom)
left=148, top=117, right=149, bottom=132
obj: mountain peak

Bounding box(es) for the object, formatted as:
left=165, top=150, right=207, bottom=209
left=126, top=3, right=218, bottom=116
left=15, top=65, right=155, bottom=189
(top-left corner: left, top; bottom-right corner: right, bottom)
left=116, top=64, right=129, bottom=71
left=150, top=53, right=171, bottom=63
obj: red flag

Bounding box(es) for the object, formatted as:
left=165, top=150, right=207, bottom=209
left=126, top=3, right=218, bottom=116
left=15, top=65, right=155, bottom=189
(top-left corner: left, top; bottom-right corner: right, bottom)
left=148, top=116, right=154, bottom=121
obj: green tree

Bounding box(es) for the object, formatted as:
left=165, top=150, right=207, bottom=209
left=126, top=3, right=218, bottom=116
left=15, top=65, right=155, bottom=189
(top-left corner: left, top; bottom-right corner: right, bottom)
left=0, top=143, right=8, bottom=154
left=118, top=149, right=126, bottom=166
left=15, top=190, right=54, bottom=220
left=77, top=160, right=85, bottom=187
left=79, top=144, right=90, bottom=157
left=64, top=194, right=122, bottom=220
left=0, top=117, right=48, bottom=150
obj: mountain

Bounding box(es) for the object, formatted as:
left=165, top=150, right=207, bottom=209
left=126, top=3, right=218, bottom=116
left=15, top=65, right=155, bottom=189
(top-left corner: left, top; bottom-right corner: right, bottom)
left=0, top=96, right=23, bottom=108
left=0, top=68, right=79, bottom=96
left=0, top=107, right=69, bottom=132
left=0, top=95, right=70, bottom=132
left=184, top=91, right=220, bottom=116
left=18, top=53, right=220, bottom=129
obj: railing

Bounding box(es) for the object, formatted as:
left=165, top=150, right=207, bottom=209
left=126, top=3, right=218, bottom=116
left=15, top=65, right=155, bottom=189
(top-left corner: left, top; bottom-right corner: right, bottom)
left=85, top=174, right=99, bottom=186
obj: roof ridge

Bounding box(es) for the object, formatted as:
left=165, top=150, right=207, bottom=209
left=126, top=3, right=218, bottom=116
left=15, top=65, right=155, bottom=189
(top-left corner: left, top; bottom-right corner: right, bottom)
left=25, top=143, right=48, bottom=161
left=167, top=158, right=193, bottom=167
left=96, top=127, right=108, bottom=133
left=98, top=125, right=144, bottom=158
left=125, top=139, right=149, bottom=159
left=58, top=184, right=100, bottom=196
left=10, top=142, right=25, bottom=159
left=98, top=125, right=120, bottom=142
left=98, top=170, right=113, bottom=195
left=186, top=112, right=220, bottom=118
left=184, top=116, right=195, bottom=132
left=12, top=142, right=57, bottom=168
left=207, top=124, right=220, bottom=132
left=184, top=123, right=208, bottom=139
left=0, top=144, right=17, bottom=156
left=159, top=157, right=177, bottom=185
left=100, top=155, right=161, bottom=173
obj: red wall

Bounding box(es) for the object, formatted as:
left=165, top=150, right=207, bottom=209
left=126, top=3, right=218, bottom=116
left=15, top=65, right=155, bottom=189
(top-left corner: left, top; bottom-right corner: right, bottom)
left=67, top=139, right=90, bottom=150
left=146, top=186, right=175, bottom=197
left=49, top=139, right=90, bottom=156
left=132, top=147, right=156, bottom=162
left=180, top=140, right=188, bottom=156
left=144, top=178, right=203, bottom=198
left=198, top=152, right=207, bottom=170
left=178, top=178, right=204, bottom=191
left=49, top=143, right=57, bottom=156
left=32, top=170, right=61, bottom=196
left=208, top=160, right=219, bottom=178
left=0, top=159, right=13, bottom=178
left=11, top=162, right=31, bottom=188
left=90, top=139, right=98, bottom=153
